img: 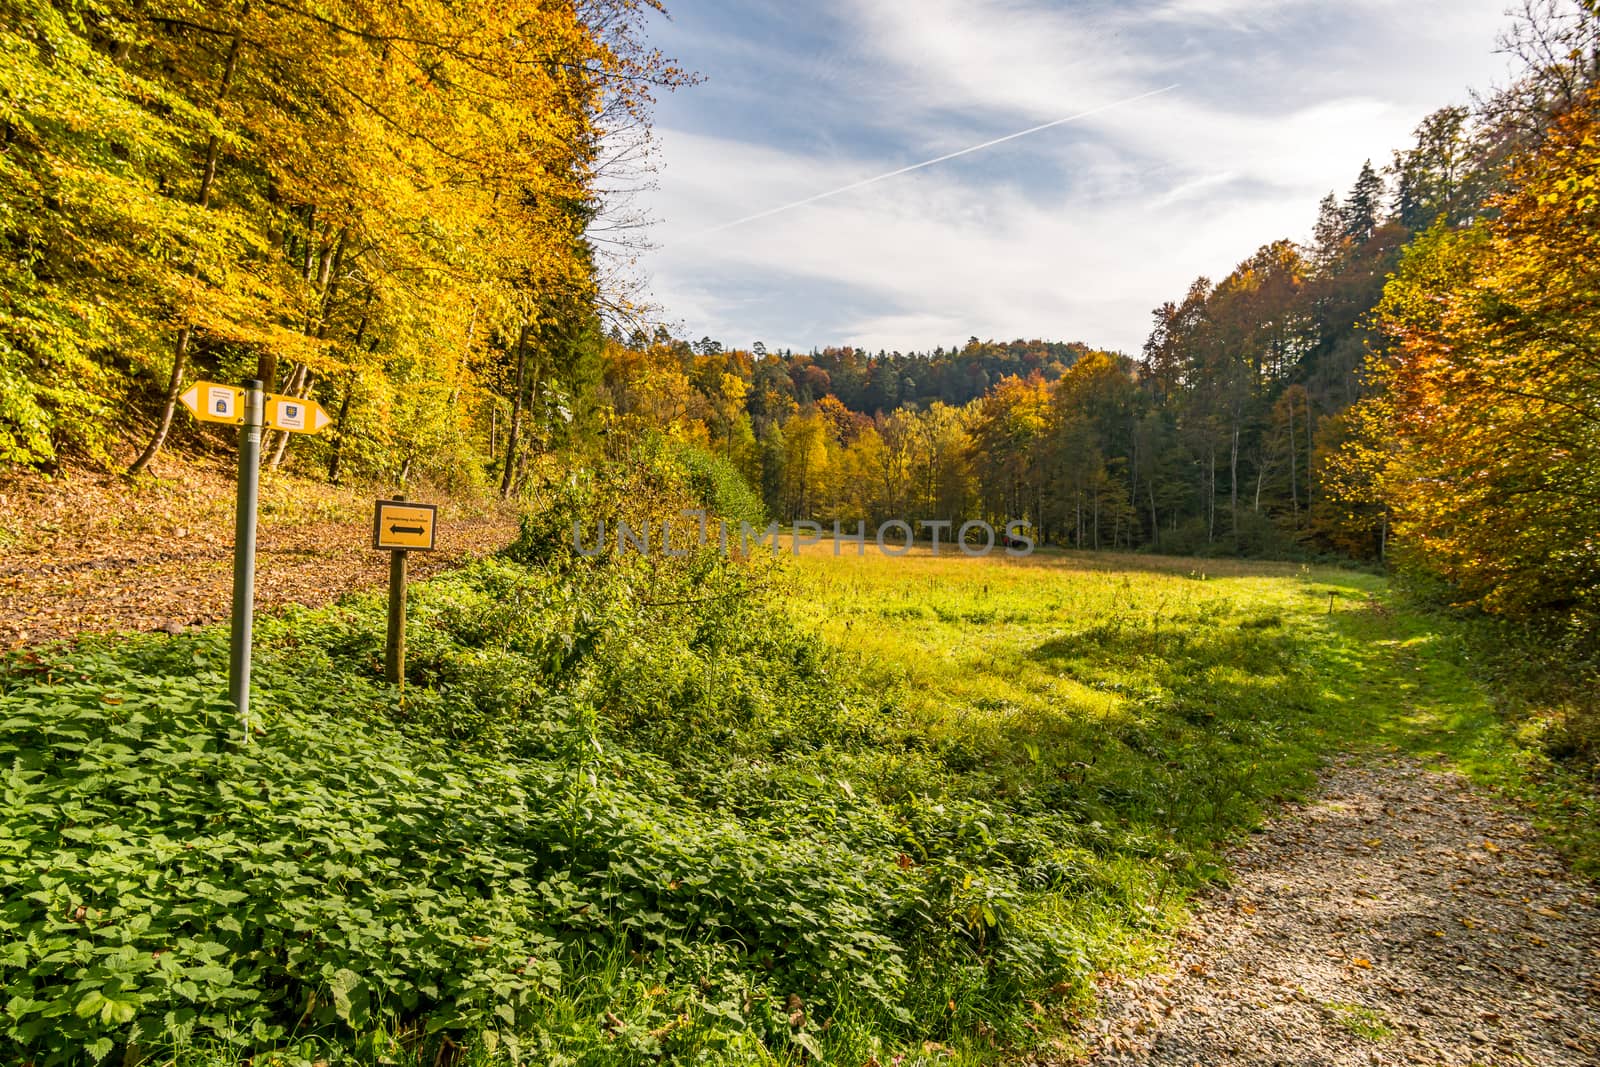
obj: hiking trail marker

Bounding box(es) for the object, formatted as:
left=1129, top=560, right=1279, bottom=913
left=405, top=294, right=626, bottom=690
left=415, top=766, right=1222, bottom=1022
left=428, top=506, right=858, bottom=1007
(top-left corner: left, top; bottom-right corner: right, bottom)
left=177, top=379, right=332, bottom=739
left=372, top=499, right=437, bottom=551
left=372, top=497, right=438, bottom=686
left=179, top=383, right=330, bottom=434
left=264, top=395, right=332, bottom=434
left=179, top=382, right=245, bottom=424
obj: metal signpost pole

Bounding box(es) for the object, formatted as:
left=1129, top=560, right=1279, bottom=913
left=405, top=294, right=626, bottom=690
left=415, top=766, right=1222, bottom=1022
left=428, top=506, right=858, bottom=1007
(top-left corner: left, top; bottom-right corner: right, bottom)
left=228, top=379, right=265, bottom=738
left=385, top=494, right=407, bottom=687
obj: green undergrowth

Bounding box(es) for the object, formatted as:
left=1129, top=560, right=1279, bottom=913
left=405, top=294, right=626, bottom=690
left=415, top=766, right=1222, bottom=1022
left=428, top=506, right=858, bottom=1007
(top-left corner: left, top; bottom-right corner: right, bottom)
left=2, top=450, right=1581, bottom=1064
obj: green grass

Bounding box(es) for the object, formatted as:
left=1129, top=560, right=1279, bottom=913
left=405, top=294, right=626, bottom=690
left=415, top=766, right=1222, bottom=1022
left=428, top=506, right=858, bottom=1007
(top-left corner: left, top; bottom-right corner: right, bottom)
left=1321, top=1000, right=1393, bottom=1041
left=792, top=542, right=1597, bottom=875
left=1315, top=593, right=1600, bottom=876
left=3, top=485, right=1593, bottom=1067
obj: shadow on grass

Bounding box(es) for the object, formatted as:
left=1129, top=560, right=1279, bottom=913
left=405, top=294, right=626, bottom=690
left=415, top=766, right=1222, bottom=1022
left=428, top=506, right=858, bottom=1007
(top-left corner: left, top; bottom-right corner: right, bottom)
left=1315, top=599, right=1600, bottom=878
left=1011, top=547, right=1387, bottom=583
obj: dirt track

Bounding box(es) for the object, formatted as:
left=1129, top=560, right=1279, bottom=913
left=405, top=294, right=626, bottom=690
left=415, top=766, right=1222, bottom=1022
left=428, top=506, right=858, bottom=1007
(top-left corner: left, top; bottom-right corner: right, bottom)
left=1078, top=759, right=1599, bottom=1066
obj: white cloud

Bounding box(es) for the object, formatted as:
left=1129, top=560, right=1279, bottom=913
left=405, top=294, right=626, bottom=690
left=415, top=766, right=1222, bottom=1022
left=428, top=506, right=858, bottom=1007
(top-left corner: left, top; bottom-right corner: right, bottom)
left=839, top=0, right=1158, bottom=124
left=648, top=126, right=1312, bottom=353
left=635, top=0, right=1518, bottom=354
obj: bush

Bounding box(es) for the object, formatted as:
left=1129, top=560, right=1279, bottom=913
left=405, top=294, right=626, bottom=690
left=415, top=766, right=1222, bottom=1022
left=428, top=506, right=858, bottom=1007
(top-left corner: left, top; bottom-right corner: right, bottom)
left=673, top=442, right=765, bottom=530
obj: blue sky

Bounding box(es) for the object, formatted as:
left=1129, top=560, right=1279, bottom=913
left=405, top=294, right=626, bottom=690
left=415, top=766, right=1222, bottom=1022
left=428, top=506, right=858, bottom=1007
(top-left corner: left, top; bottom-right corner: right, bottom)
left=628, top=0, right=1516, bottom=355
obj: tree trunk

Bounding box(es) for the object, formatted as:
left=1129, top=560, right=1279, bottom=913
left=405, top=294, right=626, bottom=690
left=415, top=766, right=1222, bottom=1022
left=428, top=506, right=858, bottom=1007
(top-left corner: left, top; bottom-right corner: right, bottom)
left=1147, top=478, right=1159, bottom=551
left=306, top=226, right=348, bottom=338
left=1229, top=426, right=1240, bottom=543
left=257, top=352, right=278, bottom=394
left=1205, top=444, right=1215, bottom=544
left=128, top=7, right=247, bottom=475
left=265, top=363, right=307, bottom=469
left=1288, top=399, right=1299, bottom=520
left=326, top=306, right=370, bottom=484
left=128, top=328, right=195, bottom=475
left=328, top=371, right=357, bottom=483
left=1304, top=399, right=1316, bottom=509
left=1129, top=425, right=1141, bottom=544
left=266, top=223, right=348, bottom=467
left=499, top=323, right=532, bottom=499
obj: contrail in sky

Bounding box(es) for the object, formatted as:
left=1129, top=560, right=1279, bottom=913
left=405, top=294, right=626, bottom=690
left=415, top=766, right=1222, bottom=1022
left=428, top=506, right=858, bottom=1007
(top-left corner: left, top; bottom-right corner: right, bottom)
left=695, top=83, right=1181, bottom=237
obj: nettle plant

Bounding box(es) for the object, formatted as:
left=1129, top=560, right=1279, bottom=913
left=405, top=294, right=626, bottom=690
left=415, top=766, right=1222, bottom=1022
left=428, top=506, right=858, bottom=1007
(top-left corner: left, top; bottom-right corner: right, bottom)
left=0, top=654, right=568, bottom=1063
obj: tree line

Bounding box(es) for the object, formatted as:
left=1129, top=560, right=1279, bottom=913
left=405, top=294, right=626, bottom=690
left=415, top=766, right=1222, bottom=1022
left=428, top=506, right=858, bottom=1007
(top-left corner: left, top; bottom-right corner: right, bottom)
left=599, top=165, right=1445, bottom=557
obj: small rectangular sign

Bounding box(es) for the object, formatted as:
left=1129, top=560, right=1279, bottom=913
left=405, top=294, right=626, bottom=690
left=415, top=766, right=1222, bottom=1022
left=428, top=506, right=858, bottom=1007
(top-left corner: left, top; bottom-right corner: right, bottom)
left=372, top=500, right=437, bottom=551
left=179, top=382, right=245, bottom=425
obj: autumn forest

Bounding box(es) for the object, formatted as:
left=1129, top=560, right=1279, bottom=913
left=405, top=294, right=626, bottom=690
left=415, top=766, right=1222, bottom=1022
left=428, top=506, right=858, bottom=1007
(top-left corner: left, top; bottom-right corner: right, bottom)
left=4, top=2, right=1600, bottom=1064
left=8, top=3, right=1598, bottom=632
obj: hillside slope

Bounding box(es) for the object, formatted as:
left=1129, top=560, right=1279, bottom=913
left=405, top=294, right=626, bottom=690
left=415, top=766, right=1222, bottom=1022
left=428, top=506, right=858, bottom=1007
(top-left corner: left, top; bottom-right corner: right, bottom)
left=0, top=456, right=518, bottom=649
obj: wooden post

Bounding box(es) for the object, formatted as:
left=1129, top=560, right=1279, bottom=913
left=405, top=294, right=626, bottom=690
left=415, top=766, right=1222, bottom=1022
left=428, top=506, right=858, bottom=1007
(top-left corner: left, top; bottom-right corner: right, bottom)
left=386, top=550, right=407, bottom=686
left=385, top=493, right=407, bottom=687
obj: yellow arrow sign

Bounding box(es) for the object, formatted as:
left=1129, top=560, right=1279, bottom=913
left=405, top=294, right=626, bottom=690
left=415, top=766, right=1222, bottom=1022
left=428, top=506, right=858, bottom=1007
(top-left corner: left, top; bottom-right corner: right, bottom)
left=178, top=382, right=245, bottom=425
left=372, top=500, right=437, bottom=551
left=265, top=394, right=331, bottom=435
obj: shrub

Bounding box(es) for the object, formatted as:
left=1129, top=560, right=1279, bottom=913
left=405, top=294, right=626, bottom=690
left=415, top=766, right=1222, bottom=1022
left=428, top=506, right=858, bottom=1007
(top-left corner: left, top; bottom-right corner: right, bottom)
left=673, top=442, right=766, bottom=530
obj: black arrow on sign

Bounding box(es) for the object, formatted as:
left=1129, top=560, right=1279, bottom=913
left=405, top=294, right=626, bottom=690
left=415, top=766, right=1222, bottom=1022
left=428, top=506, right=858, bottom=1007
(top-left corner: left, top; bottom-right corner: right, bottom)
left=389, top=524, right=425, bottom=535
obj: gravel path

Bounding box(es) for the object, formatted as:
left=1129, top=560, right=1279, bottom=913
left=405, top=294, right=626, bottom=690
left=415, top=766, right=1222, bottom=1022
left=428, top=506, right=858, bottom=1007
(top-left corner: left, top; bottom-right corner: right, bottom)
left=1078, top=759, right=1599, bottom=1066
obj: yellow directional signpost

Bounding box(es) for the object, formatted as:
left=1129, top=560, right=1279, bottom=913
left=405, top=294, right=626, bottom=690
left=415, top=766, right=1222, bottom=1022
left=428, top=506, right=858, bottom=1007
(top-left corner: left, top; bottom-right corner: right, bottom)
left=178, top=382, right=245, bottom=425
left=372, top=500, right=437, bottom=551
left=178, top=380, right=331, bottom=739
left=264, top=395, right=332, bottom=435
left=372, top=498, right=438, bottom=685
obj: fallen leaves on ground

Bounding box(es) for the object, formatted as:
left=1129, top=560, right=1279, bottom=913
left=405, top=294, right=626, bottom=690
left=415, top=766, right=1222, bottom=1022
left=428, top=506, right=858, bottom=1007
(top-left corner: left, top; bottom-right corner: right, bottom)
left=0, top=453, right=521, bottom=650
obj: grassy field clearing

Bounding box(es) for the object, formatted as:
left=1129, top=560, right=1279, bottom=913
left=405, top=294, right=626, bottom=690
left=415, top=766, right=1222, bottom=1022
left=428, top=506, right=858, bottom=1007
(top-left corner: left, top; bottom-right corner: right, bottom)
left=3, top=510, right=1589, bottom=1066
left=779, top=546, right=1400, bottom=1026
left=797, top=539, right=1595, bottom=870
left=794, top=542, right=1371, bottom=744
left=793, top=542, right=1387, bottom=834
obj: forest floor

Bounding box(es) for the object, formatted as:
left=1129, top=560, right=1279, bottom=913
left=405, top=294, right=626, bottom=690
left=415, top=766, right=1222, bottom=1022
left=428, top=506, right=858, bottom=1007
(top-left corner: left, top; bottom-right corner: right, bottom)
left=0, top=453, right=521, bottom=650
left=1076, top=758, right=1600, bottom=1066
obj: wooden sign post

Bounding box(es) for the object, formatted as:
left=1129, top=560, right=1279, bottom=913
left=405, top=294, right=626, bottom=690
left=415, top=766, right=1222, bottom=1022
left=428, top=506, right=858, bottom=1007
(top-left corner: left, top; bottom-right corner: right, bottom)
left=372, top=497, right=437, bottom=686
left=178, top=379, right=333, bottom=738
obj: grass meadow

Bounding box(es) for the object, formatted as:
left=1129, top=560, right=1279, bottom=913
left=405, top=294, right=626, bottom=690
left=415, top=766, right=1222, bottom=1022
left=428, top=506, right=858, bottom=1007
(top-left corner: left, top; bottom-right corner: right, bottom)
left=792, top=542, right=1595, bottom=876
